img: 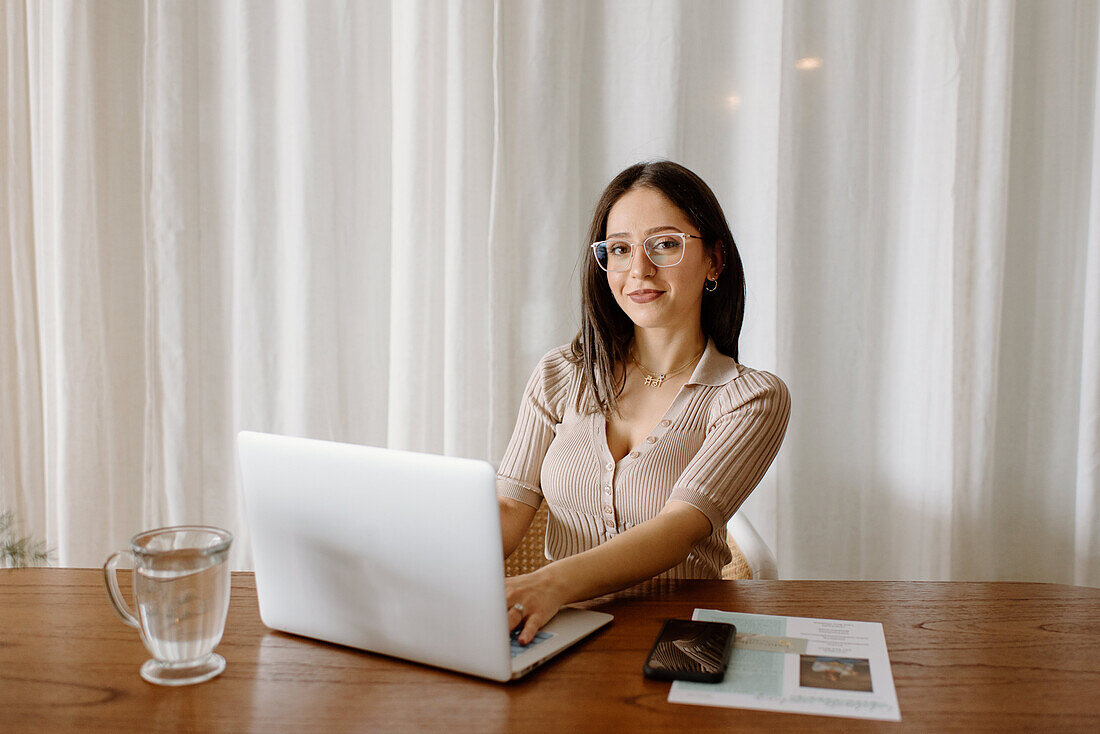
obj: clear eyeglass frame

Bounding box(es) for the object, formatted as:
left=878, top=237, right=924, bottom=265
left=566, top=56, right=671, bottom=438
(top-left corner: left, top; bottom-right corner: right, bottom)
left=590, top=232, right=704, bottom=272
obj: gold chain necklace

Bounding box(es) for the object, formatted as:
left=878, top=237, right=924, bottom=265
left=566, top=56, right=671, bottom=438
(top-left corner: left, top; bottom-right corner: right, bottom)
left=630, top=344, right=706, bottom=388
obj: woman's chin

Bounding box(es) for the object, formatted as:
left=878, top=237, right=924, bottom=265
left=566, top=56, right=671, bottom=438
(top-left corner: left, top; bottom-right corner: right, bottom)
left=625, top=312, right=674, bottom=331
left=617, top=295, right=695, bottom=331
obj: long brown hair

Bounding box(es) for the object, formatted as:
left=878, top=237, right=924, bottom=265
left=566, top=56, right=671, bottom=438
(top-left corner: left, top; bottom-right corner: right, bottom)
left=568, top=160, right=746, bottom=416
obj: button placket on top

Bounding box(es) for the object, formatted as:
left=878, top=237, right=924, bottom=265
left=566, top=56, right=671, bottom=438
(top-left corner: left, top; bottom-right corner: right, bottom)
left=602, top=480, right=617, bottom=536
left=593, top=416, right=619, bottom=536
left=604, top=458, right=617, bottom=536
left=593, top=395, right=689, bottom=538
left=594, top=418, right=677, bottom=539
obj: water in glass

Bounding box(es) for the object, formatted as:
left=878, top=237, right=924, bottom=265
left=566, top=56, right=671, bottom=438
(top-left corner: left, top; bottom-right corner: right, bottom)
left=135, top=550, right=230, bottom=664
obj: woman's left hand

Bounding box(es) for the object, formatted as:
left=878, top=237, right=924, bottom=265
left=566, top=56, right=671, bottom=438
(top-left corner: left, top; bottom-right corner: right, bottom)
left=505, top=566, right=568, bottom=645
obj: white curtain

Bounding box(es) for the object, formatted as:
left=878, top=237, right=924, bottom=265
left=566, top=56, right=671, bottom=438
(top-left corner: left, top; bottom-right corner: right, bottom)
left=3, top=0, right=1098, bottom=586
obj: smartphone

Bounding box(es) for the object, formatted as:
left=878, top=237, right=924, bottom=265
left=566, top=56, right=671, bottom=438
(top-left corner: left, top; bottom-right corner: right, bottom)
left=643, top=618, right=736, bottom=683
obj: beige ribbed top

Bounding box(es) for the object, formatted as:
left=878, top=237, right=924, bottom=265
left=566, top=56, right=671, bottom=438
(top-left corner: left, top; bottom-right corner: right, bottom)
left=496, top=339, right=791, bottom=579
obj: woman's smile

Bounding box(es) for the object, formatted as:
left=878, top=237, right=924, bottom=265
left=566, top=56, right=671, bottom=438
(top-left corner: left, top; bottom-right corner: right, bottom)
left=627, top=289, right=664, bottom=303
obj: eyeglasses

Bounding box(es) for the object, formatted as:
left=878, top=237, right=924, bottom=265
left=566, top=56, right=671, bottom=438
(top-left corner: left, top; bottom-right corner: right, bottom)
left=590, top=233, right=703, bottom=272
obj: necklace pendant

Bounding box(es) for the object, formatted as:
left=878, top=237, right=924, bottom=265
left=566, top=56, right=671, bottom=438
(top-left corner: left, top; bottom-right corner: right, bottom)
left=632, top=344, right=704, bottom=390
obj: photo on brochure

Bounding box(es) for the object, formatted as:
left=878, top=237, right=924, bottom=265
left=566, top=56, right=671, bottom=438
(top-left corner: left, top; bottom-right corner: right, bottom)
left=799, top=656, right=873, bottom=692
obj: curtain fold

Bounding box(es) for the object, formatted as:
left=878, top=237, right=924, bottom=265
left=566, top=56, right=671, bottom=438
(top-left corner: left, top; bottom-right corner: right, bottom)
left=1, top=0, right=45, bottom=547
left=947, top=0, right=1014, bottom=582
left=3, top=0, right=1098, bottom=585
left=1074, top=4, right=1100, bottom=587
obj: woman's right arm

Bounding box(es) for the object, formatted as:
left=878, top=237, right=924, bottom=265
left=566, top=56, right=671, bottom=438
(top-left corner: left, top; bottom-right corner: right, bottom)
left=499, top=495, right=538, bottom=558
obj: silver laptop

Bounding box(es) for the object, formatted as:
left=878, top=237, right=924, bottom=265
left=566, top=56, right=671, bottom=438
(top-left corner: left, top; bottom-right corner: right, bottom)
left=237, top=431, right=612, bottom=681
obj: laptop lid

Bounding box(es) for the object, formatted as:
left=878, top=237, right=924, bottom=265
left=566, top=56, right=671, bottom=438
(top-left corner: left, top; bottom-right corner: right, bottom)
left=238, top=431, right=516, bottom=681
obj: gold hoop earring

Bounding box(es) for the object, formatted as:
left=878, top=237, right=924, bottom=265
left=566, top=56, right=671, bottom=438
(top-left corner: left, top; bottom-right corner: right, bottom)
left=704, top=276, right=718, bottom=293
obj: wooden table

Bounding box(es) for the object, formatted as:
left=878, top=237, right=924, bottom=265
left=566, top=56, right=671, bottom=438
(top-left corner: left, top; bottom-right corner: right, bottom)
left=2, top=569, right=1098, bottom=732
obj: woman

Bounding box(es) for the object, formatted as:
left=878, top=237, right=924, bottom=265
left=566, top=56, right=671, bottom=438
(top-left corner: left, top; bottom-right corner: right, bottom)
left=497, top=161, right=791, bottom=645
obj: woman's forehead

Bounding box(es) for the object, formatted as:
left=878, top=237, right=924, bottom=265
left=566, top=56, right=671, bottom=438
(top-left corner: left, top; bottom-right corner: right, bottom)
left=606, top=187, right=692, bottom=236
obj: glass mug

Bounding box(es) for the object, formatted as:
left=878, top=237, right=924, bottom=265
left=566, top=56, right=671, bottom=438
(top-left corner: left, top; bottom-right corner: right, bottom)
left=103, top=525, right=233, bottom=686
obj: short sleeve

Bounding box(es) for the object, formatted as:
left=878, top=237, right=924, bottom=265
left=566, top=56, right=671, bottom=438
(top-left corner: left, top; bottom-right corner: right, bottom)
left=496, top=347, right=575, bottom=509
left=668, top=370, right=791, bottom=533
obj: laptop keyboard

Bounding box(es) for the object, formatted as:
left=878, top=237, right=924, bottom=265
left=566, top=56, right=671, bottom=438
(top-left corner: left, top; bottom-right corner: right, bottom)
left=509, top=630, right=554, bottom=658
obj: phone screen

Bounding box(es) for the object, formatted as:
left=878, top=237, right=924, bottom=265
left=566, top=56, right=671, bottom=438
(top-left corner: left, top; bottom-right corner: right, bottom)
left=643, top=619, right=736, bottom=682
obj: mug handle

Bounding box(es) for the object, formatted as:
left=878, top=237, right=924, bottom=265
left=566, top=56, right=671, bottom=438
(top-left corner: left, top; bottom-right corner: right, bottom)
left=103, top=550, right=139, bottom=628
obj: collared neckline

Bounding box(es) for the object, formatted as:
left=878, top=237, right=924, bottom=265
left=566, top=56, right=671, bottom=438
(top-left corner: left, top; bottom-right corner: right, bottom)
left=683, top=337, right=742, bottom=387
